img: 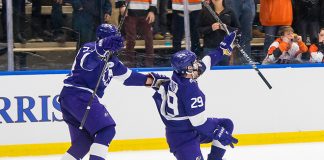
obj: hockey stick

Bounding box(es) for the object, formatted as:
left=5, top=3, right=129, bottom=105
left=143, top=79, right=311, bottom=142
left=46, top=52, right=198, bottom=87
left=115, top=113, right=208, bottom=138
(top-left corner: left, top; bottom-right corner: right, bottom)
left=202, top=1, right=272, bottom=89
left=79, top=1, right=130, bottom=130
left=118, top=0, right=130, bottom=31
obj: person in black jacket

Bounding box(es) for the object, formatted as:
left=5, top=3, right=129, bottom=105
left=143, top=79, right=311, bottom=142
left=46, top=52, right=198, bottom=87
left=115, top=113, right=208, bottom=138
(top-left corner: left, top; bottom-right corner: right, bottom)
left=320, top=0, right=324, bottom=28
left=198, top=0, right=239, bottom=65
left=294, top=0, right=321, bottom=44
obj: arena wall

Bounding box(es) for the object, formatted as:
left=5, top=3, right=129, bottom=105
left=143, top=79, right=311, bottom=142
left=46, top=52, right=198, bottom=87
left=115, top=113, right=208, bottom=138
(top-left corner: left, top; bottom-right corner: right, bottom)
left=1, top=64, right=324, bottom=156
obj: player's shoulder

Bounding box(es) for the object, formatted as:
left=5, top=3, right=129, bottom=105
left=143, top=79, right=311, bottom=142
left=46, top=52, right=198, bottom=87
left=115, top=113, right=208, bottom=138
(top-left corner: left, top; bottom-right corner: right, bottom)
left=171, top=74, right=198, bottom=90
left=77, top=42, right=98, bottom=55
left=77, top=42, right=95, bottom=55
left=80, top=42, right=97, bottom=54
left=82, top=41, right=96, bottom=49
left=160, top=80, right=171, bottom=92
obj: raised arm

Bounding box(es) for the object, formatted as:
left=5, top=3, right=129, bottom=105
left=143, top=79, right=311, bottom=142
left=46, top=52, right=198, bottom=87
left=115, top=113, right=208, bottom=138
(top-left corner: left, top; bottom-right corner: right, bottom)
left=202, top=31, right=236, bottom=70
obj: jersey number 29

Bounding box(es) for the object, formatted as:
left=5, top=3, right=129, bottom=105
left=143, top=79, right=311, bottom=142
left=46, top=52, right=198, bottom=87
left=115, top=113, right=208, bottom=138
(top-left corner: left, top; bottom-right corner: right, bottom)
left=191, top=96, right=204, bottom=108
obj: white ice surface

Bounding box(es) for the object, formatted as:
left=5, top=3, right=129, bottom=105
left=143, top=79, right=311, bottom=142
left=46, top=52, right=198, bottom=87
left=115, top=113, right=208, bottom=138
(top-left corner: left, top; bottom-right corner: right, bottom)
left=1, top=142, right=324, bottom=160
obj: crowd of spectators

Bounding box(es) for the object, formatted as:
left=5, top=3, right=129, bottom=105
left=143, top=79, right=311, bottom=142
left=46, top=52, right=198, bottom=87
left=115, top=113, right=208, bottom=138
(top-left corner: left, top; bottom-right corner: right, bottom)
left=0, top=0, right=323, bottom=67
left=0, top=0, right=67, bottom=43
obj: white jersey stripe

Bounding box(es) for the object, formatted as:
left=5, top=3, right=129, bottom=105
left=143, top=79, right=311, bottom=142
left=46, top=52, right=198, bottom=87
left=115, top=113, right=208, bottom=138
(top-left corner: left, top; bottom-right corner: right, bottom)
left=63, top=84, right=98, bottom=98
left=80, top=52, right=92, bottom=71
left=189, top=112, right=207, bottom=127
left=113, top=68, right=132, bottom=83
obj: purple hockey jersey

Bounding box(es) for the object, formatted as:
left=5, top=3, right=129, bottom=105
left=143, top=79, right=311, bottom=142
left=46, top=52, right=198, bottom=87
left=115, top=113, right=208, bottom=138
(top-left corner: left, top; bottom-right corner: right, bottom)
left=64, top=42, right=147, bottom=98
left=152, top=50, right=225, bottom=152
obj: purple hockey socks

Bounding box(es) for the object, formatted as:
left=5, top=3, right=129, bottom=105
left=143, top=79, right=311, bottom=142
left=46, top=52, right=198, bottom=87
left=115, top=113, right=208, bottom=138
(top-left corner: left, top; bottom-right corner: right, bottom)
left=89, top=126, right=116, bottom=160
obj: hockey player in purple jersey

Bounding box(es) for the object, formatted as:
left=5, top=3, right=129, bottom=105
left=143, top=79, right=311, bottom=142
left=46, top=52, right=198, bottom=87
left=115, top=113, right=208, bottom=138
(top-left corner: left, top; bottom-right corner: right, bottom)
left=59, top=23, right=168, bottom=160
left=152, top=31, right=238, bottom=160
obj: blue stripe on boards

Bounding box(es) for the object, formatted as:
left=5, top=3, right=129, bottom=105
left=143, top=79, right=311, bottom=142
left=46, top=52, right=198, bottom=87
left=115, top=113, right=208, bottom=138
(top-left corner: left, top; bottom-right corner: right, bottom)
left=0, top=63, right=323, bottom=76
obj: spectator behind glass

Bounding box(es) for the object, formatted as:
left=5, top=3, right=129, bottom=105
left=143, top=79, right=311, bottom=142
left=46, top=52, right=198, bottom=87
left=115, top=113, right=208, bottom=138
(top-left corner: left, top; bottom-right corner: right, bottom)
left=259, top=0, right=293, bottom=57
left=153, top=0, right=169, bottom=40
left=71, top=0, right=112, bottom=46
left=251, top=0, right=265, bottom=38
left=171, top=0, right=202, bottom=55
left=225, top=0, right=255, bottom=57
left=262, top=26, right=308, bottom=64
left=1, top=0, right=4, bottom=42
left=116, top=0, right=157, bottom=68
left=30, top=0, right=66, bottom=42
left=198, top=0, right=239, bottom=66
left=1, top=0, right=27, bottom=43
left=52, top=0, right=66, bottom=42
left=294, top=0, right=321, bottom=44
left=301, top=28, right=324, bottom=63
left=320, top=0, right=324, bottom=28
left=30, top=0, right=43, bottom=42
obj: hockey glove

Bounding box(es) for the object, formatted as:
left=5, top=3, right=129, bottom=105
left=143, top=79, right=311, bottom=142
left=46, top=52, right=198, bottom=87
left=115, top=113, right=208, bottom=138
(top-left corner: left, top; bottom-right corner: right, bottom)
left=148, top=72, right=170, bottom=90
left=102, top=35, right=124, bottom=52
left=220, top=31, right=236, bottom=56
left=213, top=125, right=238, bottom=148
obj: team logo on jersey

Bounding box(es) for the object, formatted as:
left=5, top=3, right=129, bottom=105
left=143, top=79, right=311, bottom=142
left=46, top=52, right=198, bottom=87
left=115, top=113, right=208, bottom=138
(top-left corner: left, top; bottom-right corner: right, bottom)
left=196, top=156, right=202, bottom=160
left=103, top=62, right=114, bottom=86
